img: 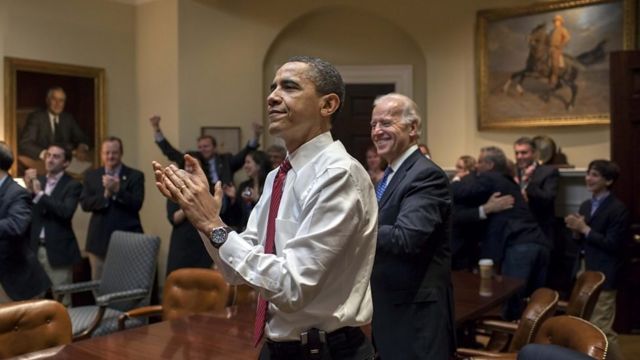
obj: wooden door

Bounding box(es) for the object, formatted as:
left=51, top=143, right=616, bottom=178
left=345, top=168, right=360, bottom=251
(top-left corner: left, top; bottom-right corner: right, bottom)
left=610, top=50, right=640, bottom=333
left=332, top=84, right=395, bottom=166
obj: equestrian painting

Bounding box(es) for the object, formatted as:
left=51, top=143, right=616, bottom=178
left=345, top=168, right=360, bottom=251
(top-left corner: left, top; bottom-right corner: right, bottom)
left=477, top=0, right=635, bottom=129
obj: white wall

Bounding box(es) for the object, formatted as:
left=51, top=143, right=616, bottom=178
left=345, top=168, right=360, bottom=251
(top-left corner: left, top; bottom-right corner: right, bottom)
left=136, top=0, right=179, bottom=281
left=0, top=0, right=136, bottom=252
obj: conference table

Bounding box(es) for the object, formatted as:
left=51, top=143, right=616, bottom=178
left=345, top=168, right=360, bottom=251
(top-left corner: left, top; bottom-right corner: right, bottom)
left=12, top=272, right=522, bottom=359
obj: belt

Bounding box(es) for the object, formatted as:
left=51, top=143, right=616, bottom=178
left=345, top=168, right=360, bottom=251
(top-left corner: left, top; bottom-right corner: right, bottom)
left=39, top=238, right=46, bottom=246
left=266, top=326, right=364, bottom=357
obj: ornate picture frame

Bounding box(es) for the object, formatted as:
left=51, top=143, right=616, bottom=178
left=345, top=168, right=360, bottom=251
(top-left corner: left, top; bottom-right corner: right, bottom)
left=4, top=57, right=106, bottom=176
left=476, top=0, right=636, bottom=129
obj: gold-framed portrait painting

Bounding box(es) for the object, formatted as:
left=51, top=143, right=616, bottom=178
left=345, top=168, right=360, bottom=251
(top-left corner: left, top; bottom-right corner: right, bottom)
left=4, top=57, right=105, bottom=177
left=476, top=0, right=636, bottom=129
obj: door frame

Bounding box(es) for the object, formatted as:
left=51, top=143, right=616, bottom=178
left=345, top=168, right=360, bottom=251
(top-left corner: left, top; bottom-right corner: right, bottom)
left=336, top=65, right=413, bottom=98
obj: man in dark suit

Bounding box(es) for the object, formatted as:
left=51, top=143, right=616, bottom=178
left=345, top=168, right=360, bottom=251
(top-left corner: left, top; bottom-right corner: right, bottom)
left=149, top=115, right=261, bottom=187
left=451, top=191, right=514, bottom=271
left=81, top=136, right=144, bottom=280
left=370, top=93, right=454, bottom=359
left=451, top=146, right=551, bottom=320
left=0, top=141, right=51, bottom=303
left=23, top=143, right=82, bottom=304
left=513, top=137, right=559, bottom=240
left=565, top=159, right=628, bottom=360
left=19, top=87, right=89, bottom=162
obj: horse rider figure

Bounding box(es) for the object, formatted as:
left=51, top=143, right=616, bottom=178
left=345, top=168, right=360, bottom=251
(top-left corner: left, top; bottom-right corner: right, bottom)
left=548, top=14, right=570, bottom=87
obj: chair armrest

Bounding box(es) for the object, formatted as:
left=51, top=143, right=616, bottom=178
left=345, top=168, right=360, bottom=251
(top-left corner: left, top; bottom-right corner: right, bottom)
left=95, top=288, right=148, bottom=306
left=52, top=280, right=101, bottom=299
left=456, top=348, right=517, bottom=359
left=118, top=305, right=163, bottom=330
left=556, top=300, right=569, bottom=312
left=478, top=319, right=519, bottom=334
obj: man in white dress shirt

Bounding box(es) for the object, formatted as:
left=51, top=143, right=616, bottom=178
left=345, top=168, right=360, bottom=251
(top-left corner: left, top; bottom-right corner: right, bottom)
left=153, top=56, right=378, bottom=359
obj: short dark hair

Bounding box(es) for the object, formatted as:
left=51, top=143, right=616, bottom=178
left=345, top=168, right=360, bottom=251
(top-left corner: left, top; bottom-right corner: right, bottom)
left=514, top=136, right=536, bottom=152
left=49, top=143, right=73, bottom=162
left=102, top=136, right=123, bottom=153
left=287, top=55, right=345, bottom=122
left=197, top=135, right=217, bottom=147
left=480, top=146, right=508, bottom=174
left=588, top=159, right=620, bottom=188
left=0, top=141, right=14, bottom=171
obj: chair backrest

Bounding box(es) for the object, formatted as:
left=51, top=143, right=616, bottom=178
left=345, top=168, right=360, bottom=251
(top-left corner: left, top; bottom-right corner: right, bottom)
left=566, top=271, right=605, bottom=319
left=0, top=299, right=71, bottom=358
left=98, top=231, right=161, bottom=312
left=162, top=268, right=232, bottom=320
left=533, top=315, right=608, bottom=360
left=509, top=287, right=559, bottom=352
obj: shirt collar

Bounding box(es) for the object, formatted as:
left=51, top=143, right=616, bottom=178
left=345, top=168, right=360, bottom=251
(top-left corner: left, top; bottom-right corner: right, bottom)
left=47, top=171, right=64, bottom=183
left=592, top=191, right=610, bottom=203
left=389, top=144, right=418, bottom=173
left=105, top=164, right=123, bottom=176
left=0, top=173, right=7, bottom=188
left=287, top=132, right=334, bottom=172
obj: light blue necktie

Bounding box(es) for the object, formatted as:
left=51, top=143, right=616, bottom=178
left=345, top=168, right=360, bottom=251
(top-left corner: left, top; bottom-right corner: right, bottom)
left=376, top=167, right=393, bottom=202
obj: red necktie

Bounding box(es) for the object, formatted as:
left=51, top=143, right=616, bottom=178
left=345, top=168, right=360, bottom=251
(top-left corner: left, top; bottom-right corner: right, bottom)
left=253, top=159, right=292, bottom=346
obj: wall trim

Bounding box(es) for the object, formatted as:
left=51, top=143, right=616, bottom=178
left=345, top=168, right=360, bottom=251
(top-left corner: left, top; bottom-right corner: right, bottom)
left=336, top=65, right=413, bottom=98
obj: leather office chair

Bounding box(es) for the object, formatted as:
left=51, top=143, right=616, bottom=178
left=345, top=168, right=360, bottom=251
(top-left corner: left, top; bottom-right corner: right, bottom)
left=0, top=299, right=71, bottom=359
left=462, top=315, right=608, bottom=360
left=558, top=271, right=605, bottom=320
left=456, top=287, right=559, bottom=358
left=53, top=231, right=160, bottom=340
left=117, top=268, right=234, bottom=330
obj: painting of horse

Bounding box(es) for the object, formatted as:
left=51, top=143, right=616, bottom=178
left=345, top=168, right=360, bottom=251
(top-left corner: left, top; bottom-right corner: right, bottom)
left=476, top=0, right=635, bottom=129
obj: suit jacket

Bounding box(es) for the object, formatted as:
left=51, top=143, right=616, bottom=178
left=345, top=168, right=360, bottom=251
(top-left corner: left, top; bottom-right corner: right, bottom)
left=576, top=194, right=628, bottom=289
left=451, top=171, right=550, bottom=264
left=0, top=176, right=51, bottom=300
left=155, top=137, right=255, bottom=186
left=18, top=110, right=89, bottom=160
left=371, top=150, right=455, bottom=360
left=29, top=173, right=82, bottom=267
left=451, top=200, right=485, bottom=271
left=524, top=165, right=559, bottom=239
left=81, top=164, right=144, bottom=257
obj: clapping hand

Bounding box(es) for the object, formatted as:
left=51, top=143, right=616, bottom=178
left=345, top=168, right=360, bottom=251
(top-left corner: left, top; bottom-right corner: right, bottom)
left=152, top=154, right=225, bottom=233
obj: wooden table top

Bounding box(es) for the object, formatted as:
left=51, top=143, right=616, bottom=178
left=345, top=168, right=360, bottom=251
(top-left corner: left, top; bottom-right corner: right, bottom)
left=451, top=271, right=524, bottom=325
left=11, top=272, right=523, bottom=359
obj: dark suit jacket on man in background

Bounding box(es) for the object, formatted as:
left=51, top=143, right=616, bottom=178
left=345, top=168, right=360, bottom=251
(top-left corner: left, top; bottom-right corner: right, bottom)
left=81, top=165, right=144, bottom=258
left=0, top=176, right=51, bottom=301
left=523, top=164, right=559, bottom=240
left=451, top=202, right=486, bottom=271
left=575, top=194, right=628, bottom=290
left=19, top=110, right=89, bottom=160
left=29, top=173, right=82, bottom=267
left=371, top=150, right=455, bottom=360
left=155, top=137, right=255, bottom=186
left=452, top=171, right=551, bottom=264
left=452, top=171, right=551, bottom=319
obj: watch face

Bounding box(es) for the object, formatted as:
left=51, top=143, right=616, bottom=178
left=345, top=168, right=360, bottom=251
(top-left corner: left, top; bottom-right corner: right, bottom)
left=210, top=227, right=229, bottom=248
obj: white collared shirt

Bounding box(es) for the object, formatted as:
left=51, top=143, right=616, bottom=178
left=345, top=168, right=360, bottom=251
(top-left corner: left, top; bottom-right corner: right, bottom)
left=383, top=144, right=418, bottom=186
left=202, top=132, right=378, bottom=340
left=34, top=171, right=64, bottom=239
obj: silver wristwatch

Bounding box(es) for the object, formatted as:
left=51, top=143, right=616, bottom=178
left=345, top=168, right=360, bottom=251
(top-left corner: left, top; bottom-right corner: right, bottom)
left=209, top=226, right=233, bottom=249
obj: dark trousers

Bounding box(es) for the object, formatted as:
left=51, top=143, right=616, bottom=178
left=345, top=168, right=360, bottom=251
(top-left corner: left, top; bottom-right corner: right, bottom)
left=258, top=327, right=374, bottom=360
left=501, top=242, right=550, bottom=320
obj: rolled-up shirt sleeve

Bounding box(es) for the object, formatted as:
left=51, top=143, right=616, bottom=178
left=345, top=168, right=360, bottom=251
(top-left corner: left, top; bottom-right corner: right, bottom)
left=204, top=166, right=367, bottom=313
